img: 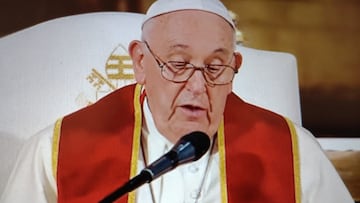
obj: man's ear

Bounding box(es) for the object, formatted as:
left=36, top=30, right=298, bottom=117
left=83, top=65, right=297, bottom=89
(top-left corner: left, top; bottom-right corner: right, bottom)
left=229, top=52, right=243, bottom=94
left=128, top=40, right=146, bottom=84
left=234, top=52, right=243, bottom=71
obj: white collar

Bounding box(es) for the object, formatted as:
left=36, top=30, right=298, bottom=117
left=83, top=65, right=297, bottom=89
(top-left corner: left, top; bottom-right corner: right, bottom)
left=142, top=98, right=173, bottom=163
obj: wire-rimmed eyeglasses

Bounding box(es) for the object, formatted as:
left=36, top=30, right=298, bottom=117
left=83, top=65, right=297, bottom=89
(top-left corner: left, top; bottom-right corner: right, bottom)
left=143, top=41, right=238, bottom=86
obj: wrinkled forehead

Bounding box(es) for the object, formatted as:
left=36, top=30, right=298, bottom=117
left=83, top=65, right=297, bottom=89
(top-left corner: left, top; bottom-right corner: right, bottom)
left=142, top=10, right=235, bottom=45
left=142, top=10, right=236, bottom=56
left=142, top=0, right=235, bottom=30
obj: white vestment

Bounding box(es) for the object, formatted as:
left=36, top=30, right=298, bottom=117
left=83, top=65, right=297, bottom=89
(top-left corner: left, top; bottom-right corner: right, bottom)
left=0, top=100, right=354, bottom=203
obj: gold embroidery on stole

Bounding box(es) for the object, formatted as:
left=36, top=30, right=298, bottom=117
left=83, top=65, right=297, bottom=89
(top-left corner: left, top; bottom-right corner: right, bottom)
left=218, top=118, right=228, bottom=203
left=52, top=117, right=63, bottom=180
left=127, top=84, right=143, bottom=203
left=286, top=118, right=302, bottom=203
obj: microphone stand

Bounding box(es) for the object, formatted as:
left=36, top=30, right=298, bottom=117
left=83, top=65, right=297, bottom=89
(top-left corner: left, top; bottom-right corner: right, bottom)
left=99, top=151, right=176, bottom=203
left=99, top=131, right=210, bottom=203
left=99, top=170, right=152, bottom=203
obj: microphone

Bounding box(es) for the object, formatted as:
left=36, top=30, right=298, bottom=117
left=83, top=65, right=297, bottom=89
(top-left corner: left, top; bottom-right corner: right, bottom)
left=99, top=131, right=210, bottom=203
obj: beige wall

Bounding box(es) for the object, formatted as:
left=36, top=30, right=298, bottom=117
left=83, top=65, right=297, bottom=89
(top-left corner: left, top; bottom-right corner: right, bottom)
left=223, top=0, right=360, bottom=90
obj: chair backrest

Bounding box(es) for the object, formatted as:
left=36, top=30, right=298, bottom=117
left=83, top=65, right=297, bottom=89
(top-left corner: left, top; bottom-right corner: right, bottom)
left=0, top=12, right=301, bottom=193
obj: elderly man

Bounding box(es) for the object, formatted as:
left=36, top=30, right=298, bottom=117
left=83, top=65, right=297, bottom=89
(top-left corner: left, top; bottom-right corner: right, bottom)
left=1, top=0, right=353, bottom=202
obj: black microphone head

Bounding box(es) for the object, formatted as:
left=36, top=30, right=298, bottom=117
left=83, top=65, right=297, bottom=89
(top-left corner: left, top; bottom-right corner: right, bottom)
left=172, top=131, right=210, bottom=165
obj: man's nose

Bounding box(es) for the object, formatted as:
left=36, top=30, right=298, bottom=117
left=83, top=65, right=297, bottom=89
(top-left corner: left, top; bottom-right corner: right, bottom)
left=185, top=69, right=207, bottom=94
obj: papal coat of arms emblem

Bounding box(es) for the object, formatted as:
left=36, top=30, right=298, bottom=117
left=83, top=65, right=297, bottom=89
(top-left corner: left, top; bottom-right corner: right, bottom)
left=75, top=44, right=136, bottom=107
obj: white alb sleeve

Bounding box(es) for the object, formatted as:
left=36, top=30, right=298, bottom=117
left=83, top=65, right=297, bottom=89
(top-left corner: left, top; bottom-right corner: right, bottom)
left=295, top=124, right=354, bottom=203
left=0, top=124, right=57, bottom=203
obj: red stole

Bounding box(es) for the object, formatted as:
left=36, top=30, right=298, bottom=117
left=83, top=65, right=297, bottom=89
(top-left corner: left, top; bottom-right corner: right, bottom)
left=223, top=93, right=298, bottom=203
left=55, top=84, right=299, bottom=203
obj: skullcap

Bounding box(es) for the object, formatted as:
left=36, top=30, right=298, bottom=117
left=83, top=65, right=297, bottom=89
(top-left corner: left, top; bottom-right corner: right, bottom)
left=142, top=0, right=235, bottom=29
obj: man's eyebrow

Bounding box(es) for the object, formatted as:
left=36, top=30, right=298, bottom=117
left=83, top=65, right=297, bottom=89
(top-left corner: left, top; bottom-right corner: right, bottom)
left=213, top=47, right=231, bottom=55
left=168, top=44, right=230, bottom=55
left=168, top=43, right=189, bottom=50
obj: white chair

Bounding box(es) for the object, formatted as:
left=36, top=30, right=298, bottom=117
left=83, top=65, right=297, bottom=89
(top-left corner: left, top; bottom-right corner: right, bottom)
left=0, top=12, right=302, bottom=194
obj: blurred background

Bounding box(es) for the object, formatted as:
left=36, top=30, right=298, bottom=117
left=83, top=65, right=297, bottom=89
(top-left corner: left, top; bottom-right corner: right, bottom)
left=1, top=0, right=359, bottom=138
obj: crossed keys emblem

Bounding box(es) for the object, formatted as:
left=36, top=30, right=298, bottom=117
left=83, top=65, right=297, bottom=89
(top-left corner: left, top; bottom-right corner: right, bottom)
left=77, top=44, right=136, bottom=106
